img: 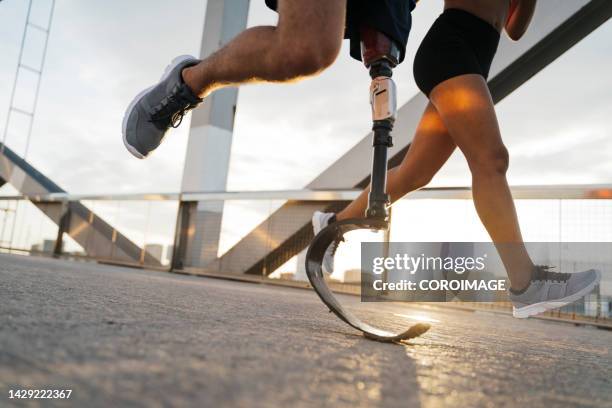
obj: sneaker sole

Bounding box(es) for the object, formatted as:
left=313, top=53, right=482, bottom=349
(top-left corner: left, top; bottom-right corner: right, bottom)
left=513, top=270, right=601, bottom=318
left=121, top=55, right=197, bottom=159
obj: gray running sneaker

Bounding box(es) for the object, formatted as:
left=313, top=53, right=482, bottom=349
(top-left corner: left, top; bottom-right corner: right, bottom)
left=509, top=266, right=601, bottom=318
left=122, top=55, right=202, bottom=159
left=311, top=211, right=342, bottom=275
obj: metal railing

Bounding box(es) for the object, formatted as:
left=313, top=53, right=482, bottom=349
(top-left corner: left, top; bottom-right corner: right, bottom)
left=1, top=184, right=611, bottom=262
left=1, top=183, right=611, bottom=203
left=1, top=184, right=610, bottom=325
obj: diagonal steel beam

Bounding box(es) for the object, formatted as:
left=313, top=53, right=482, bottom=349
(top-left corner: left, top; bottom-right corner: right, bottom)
left=197, top=0, right=612, bottom=275
left=0, top=142, right=160, bottom=265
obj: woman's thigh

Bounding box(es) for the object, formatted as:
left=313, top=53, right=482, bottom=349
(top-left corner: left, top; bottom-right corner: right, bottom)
left=428, top=74, right=506, bottom=166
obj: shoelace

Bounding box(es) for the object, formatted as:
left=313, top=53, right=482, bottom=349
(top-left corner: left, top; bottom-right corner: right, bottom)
left=149, top=90, right=197, bottom=128
left=532, top=265, right=570, bottom=283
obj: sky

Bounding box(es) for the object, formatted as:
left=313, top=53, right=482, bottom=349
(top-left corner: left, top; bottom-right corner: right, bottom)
left=0, top=0, right=611, bottom=266
left=1, top=0, right=610, bottom=196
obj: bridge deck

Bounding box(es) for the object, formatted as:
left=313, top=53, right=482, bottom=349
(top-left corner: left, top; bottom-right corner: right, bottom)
left=1, top=254, right=610, bottom=407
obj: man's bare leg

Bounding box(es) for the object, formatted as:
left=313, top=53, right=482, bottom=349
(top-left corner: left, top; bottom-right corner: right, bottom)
left=337, top=102, right=456, bottom=220
left=182, top=0, right=347, bottom=97
left=429, top=74, right=533, bottom=291
left=123, top=0, right=346, bottom=159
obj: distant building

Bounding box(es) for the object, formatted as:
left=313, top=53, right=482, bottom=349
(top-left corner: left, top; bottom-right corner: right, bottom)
left=342, top=269, right=362, bottom=283
left=43, top=240, right=56, bottom=253
left=31, top=239, right=60, bottom=254
left=165, top=245, right=174, bottom=265
left=144, top=244, right=163, bottom=262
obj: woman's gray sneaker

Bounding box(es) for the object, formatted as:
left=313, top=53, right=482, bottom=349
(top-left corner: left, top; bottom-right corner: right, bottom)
left=122, top=55, right=202, bottom=159
left=509, top=266, right=601, bottom=318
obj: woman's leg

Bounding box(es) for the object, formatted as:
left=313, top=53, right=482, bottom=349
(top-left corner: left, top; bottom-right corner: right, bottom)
left=337, top=102, right=456, bottom=220
left=429, top=74, right=533, bottom=290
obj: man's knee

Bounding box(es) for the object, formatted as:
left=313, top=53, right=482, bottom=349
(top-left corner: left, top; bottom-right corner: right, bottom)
left=275, top=36, right=341, bottom=79
left=468, top=145, right=510, bottom=175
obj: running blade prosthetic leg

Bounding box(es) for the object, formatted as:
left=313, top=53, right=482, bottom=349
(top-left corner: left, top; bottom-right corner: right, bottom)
left=305, top=27, right=430, bottom=342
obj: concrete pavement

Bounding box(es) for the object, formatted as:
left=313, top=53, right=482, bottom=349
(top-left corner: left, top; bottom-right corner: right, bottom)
left=0, top=254, right=610, bottom=407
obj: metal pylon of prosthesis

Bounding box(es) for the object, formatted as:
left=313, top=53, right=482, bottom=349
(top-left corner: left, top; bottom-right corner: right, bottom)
left=304, top=29, right=430, bottom=342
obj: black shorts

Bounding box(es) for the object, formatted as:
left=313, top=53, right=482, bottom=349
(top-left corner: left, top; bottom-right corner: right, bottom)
left=264, top=0, right=416, bottom=63
left=413, top=8, right=501, bottom=97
